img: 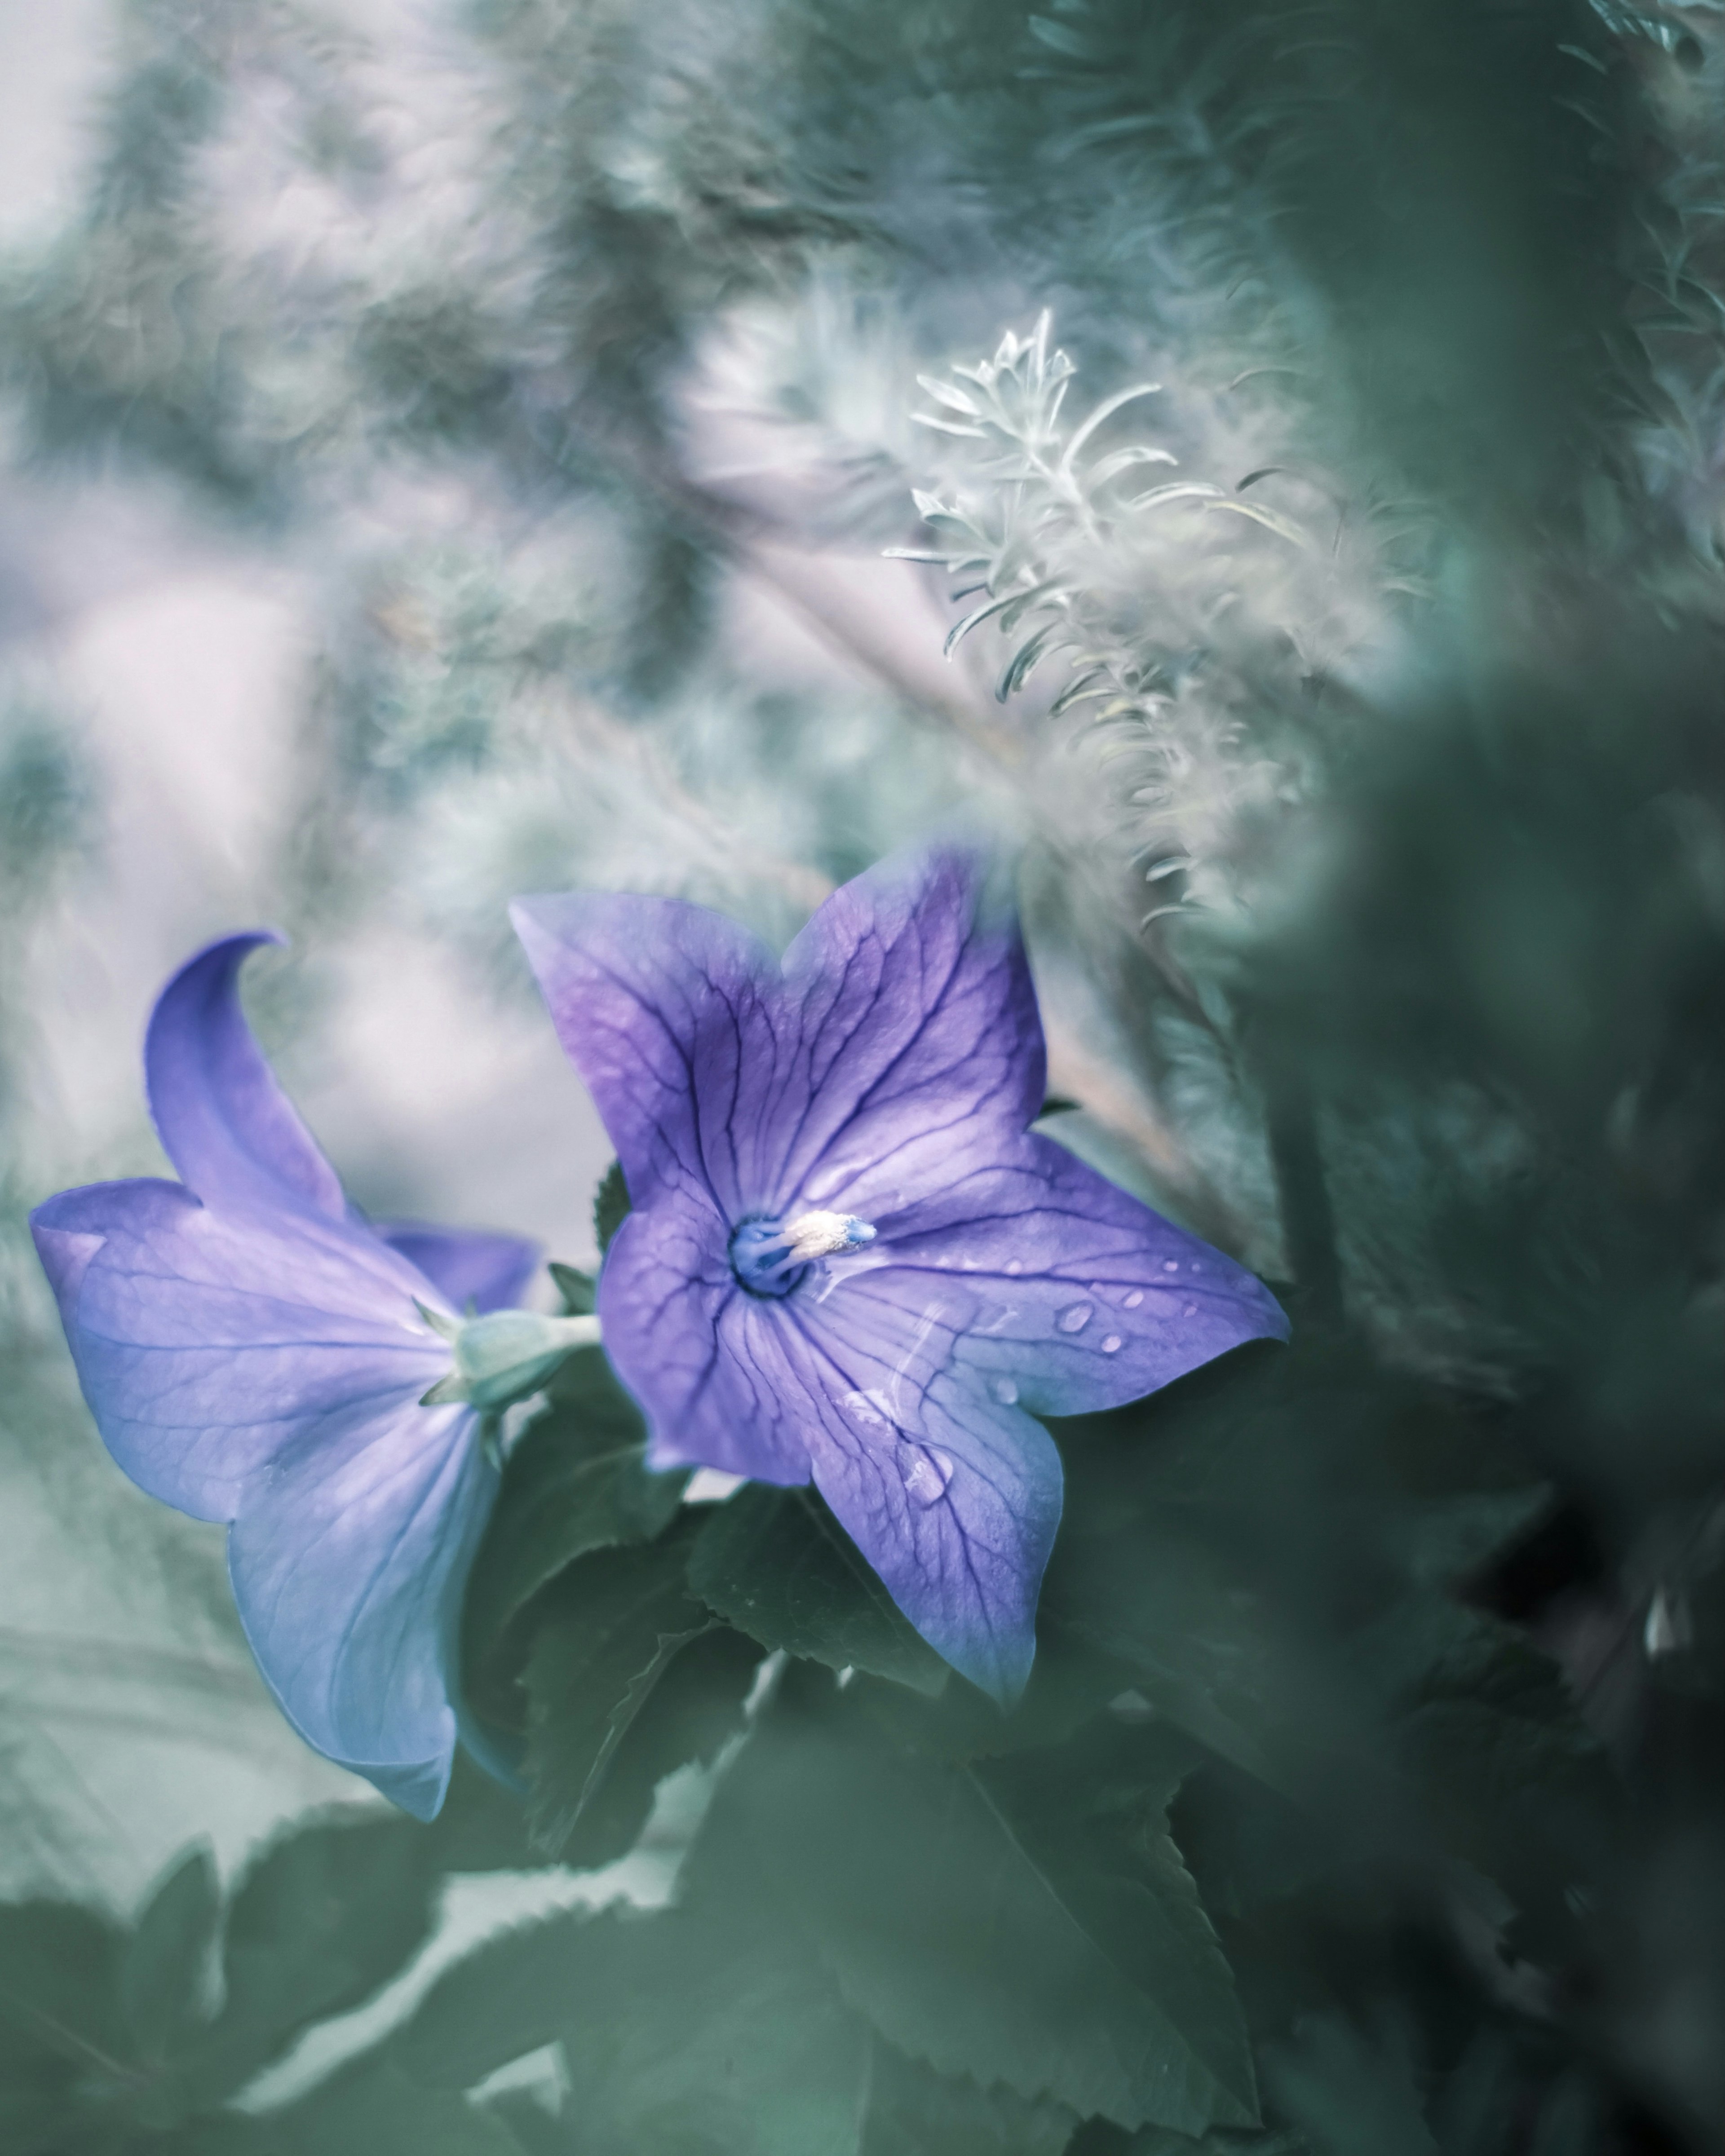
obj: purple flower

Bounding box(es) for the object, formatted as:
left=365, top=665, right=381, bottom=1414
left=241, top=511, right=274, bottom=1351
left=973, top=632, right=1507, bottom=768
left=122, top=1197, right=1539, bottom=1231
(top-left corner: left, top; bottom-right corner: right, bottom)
left=30, top=934, right=542, bottom=1818
left=512, top=848, right=1287, bottom=1704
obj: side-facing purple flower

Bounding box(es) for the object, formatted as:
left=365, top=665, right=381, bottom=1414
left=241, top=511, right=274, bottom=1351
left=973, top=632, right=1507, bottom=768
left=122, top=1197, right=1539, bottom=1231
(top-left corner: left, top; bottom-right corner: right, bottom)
left=513, top=848, right=1288, bottom=1705
left=30, top=934, right=543, bottom=1819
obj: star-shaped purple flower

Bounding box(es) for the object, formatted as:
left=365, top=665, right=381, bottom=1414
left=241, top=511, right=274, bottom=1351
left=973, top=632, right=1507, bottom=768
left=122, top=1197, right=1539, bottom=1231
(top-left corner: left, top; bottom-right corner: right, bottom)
left=30, top=935, right=541, bottom=1818
left=513, top=848, right=1287, bottom=1704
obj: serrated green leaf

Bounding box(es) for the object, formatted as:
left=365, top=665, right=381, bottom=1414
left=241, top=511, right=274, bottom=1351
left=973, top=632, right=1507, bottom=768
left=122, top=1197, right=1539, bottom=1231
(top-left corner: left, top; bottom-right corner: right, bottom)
left=688, top=1483, right=948, bottom=1696
left=706, top=1688, right=1257, bottom=2135
left=463, top=1346, right=688, bottom=1680
left=593, top=1160, right=630, bottom=1256
left=122, top=1841, right=219, bottom=2064
left=396, top=1902, right=871, bottom=2156
left=521, top=1525, right=718, bottom=1857
left=862, top=2039, right=1077, bottom=2156
left=182, top=1814, right=438, bottom=2100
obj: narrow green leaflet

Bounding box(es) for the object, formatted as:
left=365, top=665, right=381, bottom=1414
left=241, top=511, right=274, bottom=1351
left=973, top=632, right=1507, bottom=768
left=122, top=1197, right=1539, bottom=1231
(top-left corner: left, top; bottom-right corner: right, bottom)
left=521, top=1523, right=720, bottom=1857
left=463, top=1345, right=689, bottom=1670
left=120, top=1841, right=220, bottom=2066
left=395, top=1901, right=872, bottom=2156
left=706, top=1687, right=1258, bottom=2135
left=688, top=1482, right=949, bottom=1696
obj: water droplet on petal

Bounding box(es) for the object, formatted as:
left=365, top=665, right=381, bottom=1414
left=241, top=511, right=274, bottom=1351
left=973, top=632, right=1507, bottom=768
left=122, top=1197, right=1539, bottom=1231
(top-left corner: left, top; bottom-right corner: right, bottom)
left=1101, top=1334, right=1122, bottom=1354
left=1057, top=1301, right=1093, bottom=1334
left=901, top=1446, right=954, bottom=1505
left=1190, top=1261, right=1203, bottom=1273
left=1183, top=1304, right=1198, bottom=1318
left=1005, top=1259, right=1024, bottom=1276
left=991, top=1376, right=1019, bottom=1405
left=1163, top=1259, right=1180, bottom=1274
left=1123, top=1290, right=1144, bottom=1309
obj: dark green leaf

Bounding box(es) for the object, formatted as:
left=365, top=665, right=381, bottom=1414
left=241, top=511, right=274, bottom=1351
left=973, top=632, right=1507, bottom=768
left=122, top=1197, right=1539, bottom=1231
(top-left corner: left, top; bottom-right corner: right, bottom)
left=546, top=1261, right=595, bottom=1317
left=1259, top=2014, right=1439, bottom=2156
left=183, top=1813, right=438, bottom=2099
left=554, top=1622, right=763, bottom=1873
left=246, top=2054, right=522, bottom=2156
left=688, top=1482, right=949, bottom=1696
left=396, top=1901, right=871, bottom=2156
left=122, top=1841, right=220, bottom=2063
left=521, top=1524, right=718, bottom=1857
left=593, top=1160, right=630, bottom=1256
left=463, top=1345, right=688, bottom=1683
left=862, top=2039, right=1077, bottom=2156
left=0, top=1900, right=130, bottom=2150
left=704, top=1686, right=1258, bottom=2135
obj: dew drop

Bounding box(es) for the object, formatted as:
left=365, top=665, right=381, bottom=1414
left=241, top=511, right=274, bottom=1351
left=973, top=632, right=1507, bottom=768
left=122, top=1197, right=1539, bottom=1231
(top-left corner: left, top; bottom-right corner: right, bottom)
left=1163, top=1259, right=1180, bottom=1274
left=1101, top=1334, right=1123, bottom=1354
left=1123, top=1290, right=1144, bottom=1309
left=1183, top=1304, right=1197, bottom=1318
left=1190, top=1261, right=1203, bottom=1273
left=991, top=1375, right=1019, bottom=1406
left=1005, top=1259, right=1024, bottom=1276
left=1057, top=1301, right=1094, bottom=1334
left=902, top=1446, right=954, bottom=1506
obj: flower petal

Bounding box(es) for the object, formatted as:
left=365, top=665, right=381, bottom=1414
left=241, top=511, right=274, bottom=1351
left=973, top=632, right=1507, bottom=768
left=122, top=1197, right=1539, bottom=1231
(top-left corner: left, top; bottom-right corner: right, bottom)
left=771, top=1306, right=1062, bottom=1704
left=771, top=847, right=1047, bottom=1217
left=145, top=933, right=346, bottom=1221
left=30, top=1180, right=446, bottom=1521
left=511, top=892, right=786, bottom=1221
left=228, top=1400, right=495, bottom=1817
left=832, top=1132, right=1288, bottom=1417
left=598, top=1201, right=813, bottom=1484
left=375, top=1224, right=542, bottom=1315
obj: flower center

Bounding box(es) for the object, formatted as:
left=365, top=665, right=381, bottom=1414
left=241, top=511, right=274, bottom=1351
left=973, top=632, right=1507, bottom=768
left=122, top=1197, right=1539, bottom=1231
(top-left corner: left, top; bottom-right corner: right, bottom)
left=729, top=1209, right=877, bottom=1298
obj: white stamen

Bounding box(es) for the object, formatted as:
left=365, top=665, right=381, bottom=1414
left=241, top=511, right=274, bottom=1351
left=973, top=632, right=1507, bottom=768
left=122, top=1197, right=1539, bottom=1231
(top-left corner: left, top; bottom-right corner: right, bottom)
left=782, top=1210, right=877, bottom=1262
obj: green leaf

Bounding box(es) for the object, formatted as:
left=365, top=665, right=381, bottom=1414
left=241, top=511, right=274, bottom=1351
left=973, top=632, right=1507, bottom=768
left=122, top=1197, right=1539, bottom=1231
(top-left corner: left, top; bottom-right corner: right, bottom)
left=546, top=1261, right=595, bottom=1317
left=688, top=1483, right=949, bottom=1696
left=594, top=1159, right=630, bottom=1255
left=1259, top=2014, right=1439, bottom=2156
left=396, top=1902, right=871, bottom=2156
left=463, top=1345, right=688, bottom=1684
left=183, top=1813, right=438, bottom=2100
left=552, top=1623, right=763, bottom=1873
left=245, top=2054, right=523, bottom=2156
left=704, top=1684, right=1257, bottom=2135
left=862, top=2040, right=1077, bottom=2156
left=122, top=1841, right=220, bottom=2065
left=521, top=1524, right=720, bottom=1857
left=0, top=1900, right=130, bottom=2152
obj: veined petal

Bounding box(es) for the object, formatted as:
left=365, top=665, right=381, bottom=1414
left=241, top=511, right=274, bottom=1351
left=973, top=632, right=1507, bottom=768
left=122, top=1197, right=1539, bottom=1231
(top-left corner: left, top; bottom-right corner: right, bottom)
left=146, top=934, right=346, bottom=1222
left=229, top=1399, right=496, bottom=1819
left=597, top=1202, right=813, bottom=1484
left=511, top=892, right=786, bottom=1221
left=838, top=1133, right=1288, bottom=1417
left=771, top=1305, right=1062, bottom=1704
left=772, top=848, right=1047, bottom=1216
left=375, top=1223, right=541, bottom=1315
left=30, top=1180, right=447, bottom=1521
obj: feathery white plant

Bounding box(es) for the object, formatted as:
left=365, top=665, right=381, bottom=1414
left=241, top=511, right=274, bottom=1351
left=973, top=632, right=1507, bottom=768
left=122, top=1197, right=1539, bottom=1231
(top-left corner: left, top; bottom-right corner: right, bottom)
left=896, top=314, right=1415, bottom=937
